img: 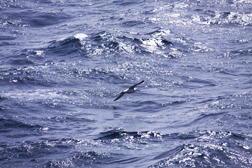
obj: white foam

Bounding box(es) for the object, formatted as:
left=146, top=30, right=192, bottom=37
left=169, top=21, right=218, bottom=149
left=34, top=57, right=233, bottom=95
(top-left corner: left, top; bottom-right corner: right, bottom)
left=74, top=33, right=88, bottom=40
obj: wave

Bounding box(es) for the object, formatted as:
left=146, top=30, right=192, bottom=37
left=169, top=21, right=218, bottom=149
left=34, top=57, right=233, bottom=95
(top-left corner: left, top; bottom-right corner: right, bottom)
left=45, top=150, right=122, bottom=168
left=195, top=9, right=252, bottom=26
left=96, top=129, right=140, bottom=140
left=150, top=130, right=252, bottom=167
left=0, top=117, right=44, bottom=139
left=113, top=0, right=143, bottom=6
left=47, top=36, right=83, bottom=56
left=0, top=137, right=116, bottom=167
left=96, top=128, right=250, bottom=145
left=43, top=29, right=174, bottom=59
left=0, top=35, right=17, bottom=47
left=0, top=66, right=56, bottom=87
left=96, top=129, right=164, bottom=143
left=1, top=129, right=251, bottom=167
left=152, top=145, right=184, bottom=160
left=0, top=118, right=42, bottom=130
left=3, top=6, right=71, bottom=27
left=0, top=138, right=83, bottom=167
left=122, top=20, right=145, bottom=27
left=95, top=129, right=252, bottom=167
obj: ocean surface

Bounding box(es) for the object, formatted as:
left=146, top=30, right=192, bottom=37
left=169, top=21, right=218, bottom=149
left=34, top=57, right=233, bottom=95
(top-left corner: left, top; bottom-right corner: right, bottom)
left=1, top=0, right=252, bottom=167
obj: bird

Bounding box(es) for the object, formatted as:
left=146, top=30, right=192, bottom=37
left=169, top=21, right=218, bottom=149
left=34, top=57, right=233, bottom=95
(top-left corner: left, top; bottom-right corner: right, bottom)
left=114, top=80, right=144, bottom=101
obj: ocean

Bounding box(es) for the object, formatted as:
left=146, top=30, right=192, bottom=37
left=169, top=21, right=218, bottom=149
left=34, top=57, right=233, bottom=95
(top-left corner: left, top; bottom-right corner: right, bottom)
left=0, top=0, right=252, bottom=167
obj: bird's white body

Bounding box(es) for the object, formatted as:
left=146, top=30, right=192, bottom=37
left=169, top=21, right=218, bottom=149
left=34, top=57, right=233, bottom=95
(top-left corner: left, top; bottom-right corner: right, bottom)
left=124, top=88, right=138, bottom=93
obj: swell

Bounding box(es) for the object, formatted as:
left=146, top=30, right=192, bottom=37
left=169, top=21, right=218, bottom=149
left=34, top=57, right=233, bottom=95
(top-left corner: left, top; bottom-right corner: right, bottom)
left=2, top=6, right=71, bottom=28
left=0, top=117, right=44, bottom=139
left=0, top=118, right=42, bottom=130
left=0, top=66, right=57, bottom=88
left=0, top=138, right=81, bottom=167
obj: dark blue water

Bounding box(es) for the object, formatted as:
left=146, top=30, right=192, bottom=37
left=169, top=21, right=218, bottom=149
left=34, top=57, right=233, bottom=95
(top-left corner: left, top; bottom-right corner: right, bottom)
left=1, top=0, right=252, bottom=167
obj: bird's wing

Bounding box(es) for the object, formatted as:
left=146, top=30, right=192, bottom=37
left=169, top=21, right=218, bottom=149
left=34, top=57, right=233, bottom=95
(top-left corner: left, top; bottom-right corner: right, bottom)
left=114, top=92, right=125, bottom=101
left=129, top=80, right=144, bottom=90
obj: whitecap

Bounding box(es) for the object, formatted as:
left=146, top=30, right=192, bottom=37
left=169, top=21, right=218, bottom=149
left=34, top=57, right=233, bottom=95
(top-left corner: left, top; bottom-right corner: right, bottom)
left=74, top=33, right=88, bottom=40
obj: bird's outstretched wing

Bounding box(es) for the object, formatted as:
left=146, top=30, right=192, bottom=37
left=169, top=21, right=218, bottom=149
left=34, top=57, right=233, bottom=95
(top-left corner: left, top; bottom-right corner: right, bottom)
left=129, top=80, right=144, bottom=90
left=114, top=92, right=125, bottom=101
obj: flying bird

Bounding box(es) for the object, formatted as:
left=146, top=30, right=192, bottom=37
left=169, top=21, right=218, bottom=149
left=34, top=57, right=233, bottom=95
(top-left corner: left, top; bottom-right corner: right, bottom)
left=114, top=80, right=144, bottom=101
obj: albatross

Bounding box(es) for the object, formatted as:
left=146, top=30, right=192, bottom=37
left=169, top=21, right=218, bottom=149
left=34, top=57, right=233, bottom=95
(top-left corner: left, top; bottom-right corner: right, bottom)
left=114, top=80, right=144, bottom=101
